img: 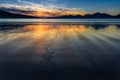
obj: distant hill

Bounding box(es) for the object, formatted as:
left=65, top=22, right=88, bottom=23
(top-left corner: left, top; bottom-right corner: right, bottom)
left=83, top=13, right=114, bottom=18
left=115, top=14, right=120, bottom=18
left=54, top=13, right=118, bottom=18
left=0, top=10, right=38, bottom=18
left=0, top=10, right=120, bottom=18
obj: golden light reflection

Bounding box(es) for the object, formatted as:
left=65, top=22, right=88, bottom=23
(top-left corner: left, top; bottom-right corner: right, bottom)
left=22, top=24, right=89, bottom=38
left=20, top=24, right=120, bottom=40
left=0, top=23, right=120, bottom=80
left=0, top=24, right=120, bottom=55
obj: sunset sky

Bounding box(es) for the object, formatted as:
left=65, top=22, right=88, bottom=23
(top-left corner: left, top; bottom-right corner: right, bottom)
left=0, top=0, right=120, bottom=17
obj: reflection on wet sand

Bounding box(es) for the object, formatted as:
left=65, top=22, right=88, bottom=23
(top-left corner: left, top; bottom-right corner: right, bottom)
left=0, top=23, right=120, bottom=80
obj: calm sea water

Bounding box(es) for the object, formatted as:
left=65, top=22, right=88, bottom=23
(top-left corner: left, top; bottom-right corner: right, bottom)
left=0, top=19, right=120, bottom=80
left=0, top=18, right=120, bottom=23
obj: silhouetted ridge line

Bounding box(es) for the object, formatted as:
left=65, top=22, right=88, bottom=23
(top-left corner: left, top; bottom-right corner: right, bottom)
left=0, top=10, right=120, bottom=18
left=0, top=10, right=38, bottom=18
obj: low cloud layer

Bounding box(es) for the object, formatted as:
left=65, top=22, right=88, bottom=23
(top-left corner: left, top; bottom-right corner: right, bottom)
left=0, top=0, right=86, bottom=17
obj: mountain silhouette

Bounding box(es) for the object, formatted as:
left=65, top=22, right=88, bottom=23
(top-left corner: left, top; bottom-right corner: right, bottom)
left=115, top=14, right=120, bottom=18
left=55, top=13, right=118, bottom=18
left=83, top=12, right=113, bottom=18
left=0, top=10, right=38, bottom=18
left=0, top=10, right=120, bottom=18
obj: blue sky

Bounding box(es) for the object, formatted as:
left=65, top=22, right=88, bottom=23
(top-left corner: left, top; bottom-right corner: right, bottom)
left=0, top=0, right=120, bottom=16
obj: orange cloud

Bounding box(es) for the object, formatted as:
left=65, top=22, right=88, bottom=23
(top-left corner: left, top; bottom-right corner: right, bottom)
left=24, top=10, right=86, bottom=17
left=0, top=1, right=87, bottom=17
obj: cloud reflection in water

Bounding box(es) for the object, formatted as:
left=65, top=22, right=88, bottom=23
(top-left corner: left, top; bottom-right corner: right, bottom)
left=0, top=23, right=120, bottom=80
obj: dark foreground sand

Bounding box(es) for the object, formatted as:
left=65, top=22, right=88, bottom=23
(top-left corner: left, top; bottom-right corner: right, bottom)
left=0, top=23, right=120, bottom=80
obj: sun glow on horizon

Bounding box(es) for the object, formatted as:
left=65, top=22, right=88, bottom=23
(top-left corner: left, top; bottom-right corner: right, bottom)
left=0, top=1, right=86, bottom=17
left=0, top=0, right=119, bottom=17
